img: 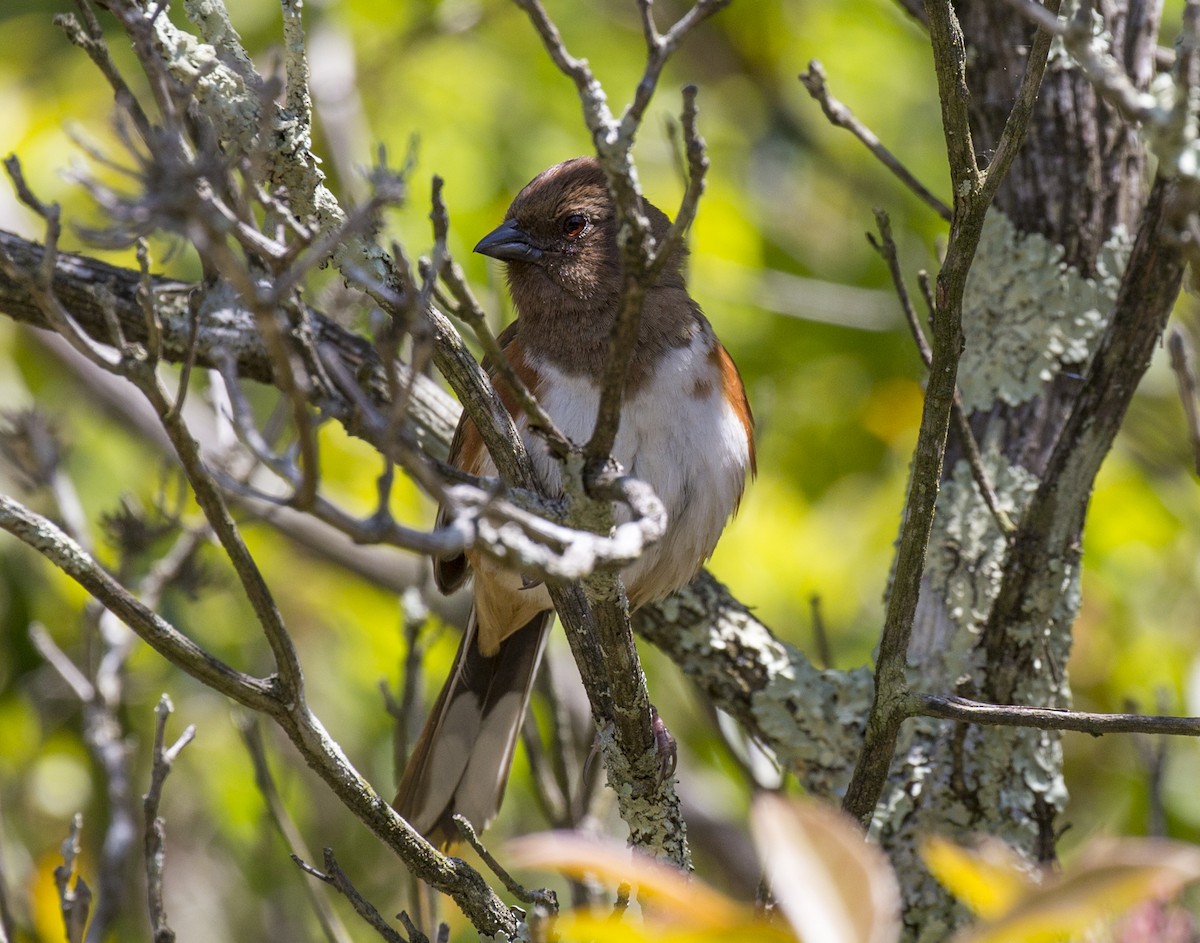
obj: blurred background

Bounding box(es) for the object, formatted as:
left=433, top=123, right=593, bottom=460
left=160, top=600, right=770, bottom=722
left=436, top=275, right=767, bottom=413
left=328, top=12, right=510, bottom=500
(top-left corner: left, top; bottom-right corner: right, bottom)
left=0, top=0, right=1198, bottom=939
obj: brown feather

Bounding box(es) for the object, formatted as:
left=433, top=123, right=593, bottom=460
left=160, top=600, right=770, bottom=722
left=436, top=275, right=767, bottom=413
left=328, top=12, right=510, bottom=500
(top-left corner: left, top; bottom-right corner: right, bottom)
left=713, top=342, right=756, bottom=477
left=433, top=324, right=543, bottom=596
left=398, top=156, right=755, bottom=846
left=394, top=610, right=550, bottom=847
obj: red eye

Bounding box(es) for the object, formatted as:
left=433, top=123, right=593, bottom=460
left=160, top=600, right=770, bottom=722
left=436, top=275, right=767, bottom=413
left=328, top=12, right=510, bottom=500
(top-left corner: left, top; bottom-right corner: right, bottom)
left=562, top=213, right=588, bottom=239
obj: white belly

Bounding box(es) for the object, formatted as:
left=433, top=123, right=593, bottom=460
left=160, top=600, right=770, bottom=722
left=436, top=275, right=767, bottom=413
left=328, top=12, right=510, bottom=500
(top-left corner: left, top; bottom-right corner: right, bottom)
left=528, top=333, right=751, bottom=607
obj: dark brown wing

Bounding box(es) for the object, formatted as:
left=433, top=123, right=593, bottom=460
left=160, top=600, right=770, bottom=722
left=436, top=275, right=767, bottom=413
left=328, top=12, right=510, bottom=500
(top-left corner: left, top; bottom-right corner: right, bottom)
left=432, top=320, right=538, bottom=595
left=393, top=608, right=550, bottom=846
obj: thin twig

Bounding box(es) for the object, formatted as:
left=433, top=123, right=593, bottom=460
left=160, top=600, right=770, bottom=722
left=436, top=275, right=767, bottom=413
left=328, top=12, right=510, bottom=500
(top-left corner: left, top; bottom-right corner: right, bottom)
left=391, top=587, right=432, bottom=785
left=241, top=719, right=354, bottom=943
left=979, top=0, right=1062, bottom=207
left=619, top=0, right=731, bottom=141
left=30, top=622, right=95, bottom=701
left=452, top=815, right=559, bottom=913
left=429, top=176, right=571, bottom=458
left=842, top=0, right=978, bottom=827
left=0, top=157, right=120, bottom=370
left=1168, top=327, right=1200, bottom=475
left=143, top=695, right=195, bottom=943
left=800, top=61, right=952, bottom=221
left=584, top=82, right=710, bottom=471
left=1129, top=692, right=1171, bottom=838
left=55, top=5, right=154, bottom=143
left=54, top=815, right=91, bottom=943
left=396, top=911, right=434, bottom=943
left=915, top=693, right=1200, bottom=738
left=521, top=711, right=569, bottom=826
left=291, top=849, right=407, bottom=943
left=999, top=0, right=1160, bottom=123
left=165, top=271, right=200, bottom=424
left=47, top=622, right=138, bottom=943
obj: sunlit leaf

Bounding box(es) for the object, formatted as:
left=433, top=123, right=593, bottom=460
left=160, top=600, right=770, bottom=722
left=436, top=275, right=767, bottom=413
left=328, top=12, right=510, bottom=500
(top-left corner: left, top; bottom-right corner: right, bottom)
left=922, top=835, right=1039, bottom=919
left=504, top=830, right=797, bottom=942
left=948, top=838, right=1200, bottom=943
left=552, top=910, right=796, bottom=943
left=504, top=831, right=746, bottom=929
left=750, top=793, right=901, bottom=943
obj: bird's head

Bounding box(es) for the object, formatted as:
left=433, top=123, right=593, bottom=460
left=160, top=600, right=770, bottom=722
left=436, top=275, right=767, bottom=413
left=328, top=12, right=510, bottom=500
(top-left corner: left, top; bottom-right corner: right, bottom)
left=475, top=157, right=678, bottom=314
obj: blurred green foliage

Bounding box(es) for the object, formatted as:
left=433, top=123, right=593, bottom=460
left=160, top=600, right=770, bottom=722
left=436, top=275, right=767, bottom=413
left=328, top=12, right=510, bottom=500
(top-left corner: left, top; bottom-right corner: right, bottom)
left=1, top=0, right=1199, bottom=940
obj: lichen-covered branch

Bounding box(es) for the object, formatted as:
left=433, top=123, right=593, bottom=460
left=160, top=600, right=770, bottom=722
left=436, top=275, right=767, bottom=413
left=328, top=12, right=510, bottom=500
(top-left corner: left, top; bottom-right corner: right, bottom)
left=842, top=0, right=975, bottom=826
left=841, top=0, right=1058, bottom=829
left=634, top=573, right=873, bottom=800
left=981, top=176, right=1185, bottom=703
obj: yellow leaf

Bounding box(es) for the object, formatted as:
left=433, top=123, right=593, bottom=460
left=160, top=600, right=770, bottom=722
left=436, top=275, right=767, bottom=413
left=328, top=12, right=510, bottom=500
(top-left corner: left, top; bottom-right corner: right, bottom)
left=503, top=831, right=748, bottom=931
left=554, top=910, right=797, bottom=943
left=504, top=831, right=799, bottom=942
left=949, top=838, right=1200, bottom=943
left=922, top=835, right=1038, bottom=919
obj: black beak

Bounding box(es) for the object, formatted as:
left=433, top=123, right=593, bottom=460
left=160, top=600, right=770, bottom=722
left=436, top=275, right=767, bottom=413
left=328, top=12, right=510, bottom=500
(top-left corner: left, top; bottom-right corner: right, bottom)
left=474, top=219, right=544, bottom=263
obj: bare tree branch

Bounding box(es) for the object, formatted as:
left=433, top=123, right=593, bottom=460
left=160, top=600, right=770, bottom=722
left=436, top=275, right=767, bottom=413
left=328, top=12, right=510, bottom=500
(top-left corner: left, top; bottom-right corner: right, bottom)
left=842, top=0, right=977, bottom=826
left=143, top=695, right=195, bottom=943
left=843, top=0, right=1057, bottom=826
left=452, top=815, right=558, bottom=915
left=1, top=495, right=278, bottom=710
left=0, top=493, right=520, bottom=935
left=240, top=720, right=354, bottom=943
left=53, top=815, right=91, bottom=943
left=800, top=61, right=952, bottom=221
left=915, top=694, right=1200, bottom=738
left=292, top=849, right=408, bottom=943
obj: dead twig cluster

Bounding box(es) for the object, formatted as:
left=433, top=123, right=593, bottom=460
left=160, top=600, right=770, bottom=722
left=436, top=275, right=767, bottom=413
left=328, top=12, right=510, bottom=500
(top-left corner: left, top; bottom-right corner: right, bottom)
left=0, top=0, right=735, bottom=935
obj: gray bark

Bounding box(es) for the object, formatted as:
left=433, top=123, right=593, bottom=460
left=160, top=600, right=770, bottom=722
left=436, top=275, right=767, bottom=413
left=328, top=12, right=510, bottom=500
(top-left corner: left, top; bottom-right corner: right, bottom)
left=887, top=3, right=1182, bottom=937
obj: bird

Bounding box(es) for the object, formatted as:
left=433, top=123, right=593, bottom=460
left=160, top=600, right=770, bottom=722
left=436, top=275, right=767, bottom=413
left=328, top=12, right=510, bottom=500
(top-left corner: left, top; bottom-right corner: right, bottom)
left=394, top=156, right=755, bottom=847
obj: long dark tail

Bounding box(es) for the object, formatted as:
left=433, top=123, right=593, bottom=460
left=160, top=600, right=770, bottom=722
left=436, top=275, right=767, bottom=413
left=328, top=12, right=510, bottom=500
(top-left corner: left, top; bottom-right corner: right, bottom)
left=394, top=609, right=550, bottom=848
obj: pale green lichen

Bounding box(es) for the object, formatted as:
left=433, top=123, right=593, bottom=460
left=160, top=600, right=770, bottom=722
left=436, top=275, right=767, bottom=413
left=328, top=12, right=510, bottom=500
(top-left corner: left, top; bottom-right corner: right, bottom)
left=959, top=211, right=1130, bottom=413
left=912, top=453, right=1039, bottom=687
left=654, top=576, right=870, bottom=800
left=754, top=659, right=873, bottom=788
left=886, top=436, right=1077, bottom=936
left=148, top=0, right=391, bottom=286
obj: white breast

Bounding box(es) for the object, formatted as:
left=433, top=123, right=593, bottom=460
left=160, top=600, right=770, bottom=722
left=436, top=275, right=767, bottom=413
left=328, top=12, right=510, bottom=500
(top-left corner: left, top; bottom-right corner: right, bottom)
left=528, top=331, right=751, bottom=607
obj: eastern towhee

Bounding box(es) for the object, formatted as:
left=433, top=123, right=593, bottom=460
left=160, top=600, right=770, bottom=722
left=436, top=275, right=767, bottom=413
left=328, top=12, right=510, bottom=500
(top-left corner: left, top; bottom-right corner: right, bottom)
left=394, top=156, right=755, bottom=846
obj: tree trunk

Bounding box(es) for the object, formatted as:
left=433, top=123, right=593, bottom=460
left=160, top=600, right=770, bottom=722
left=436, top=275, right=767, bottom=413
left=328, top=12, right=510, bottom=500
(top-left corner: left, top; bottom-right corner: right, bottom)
left=883, top=2, right=1177, bottom=936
